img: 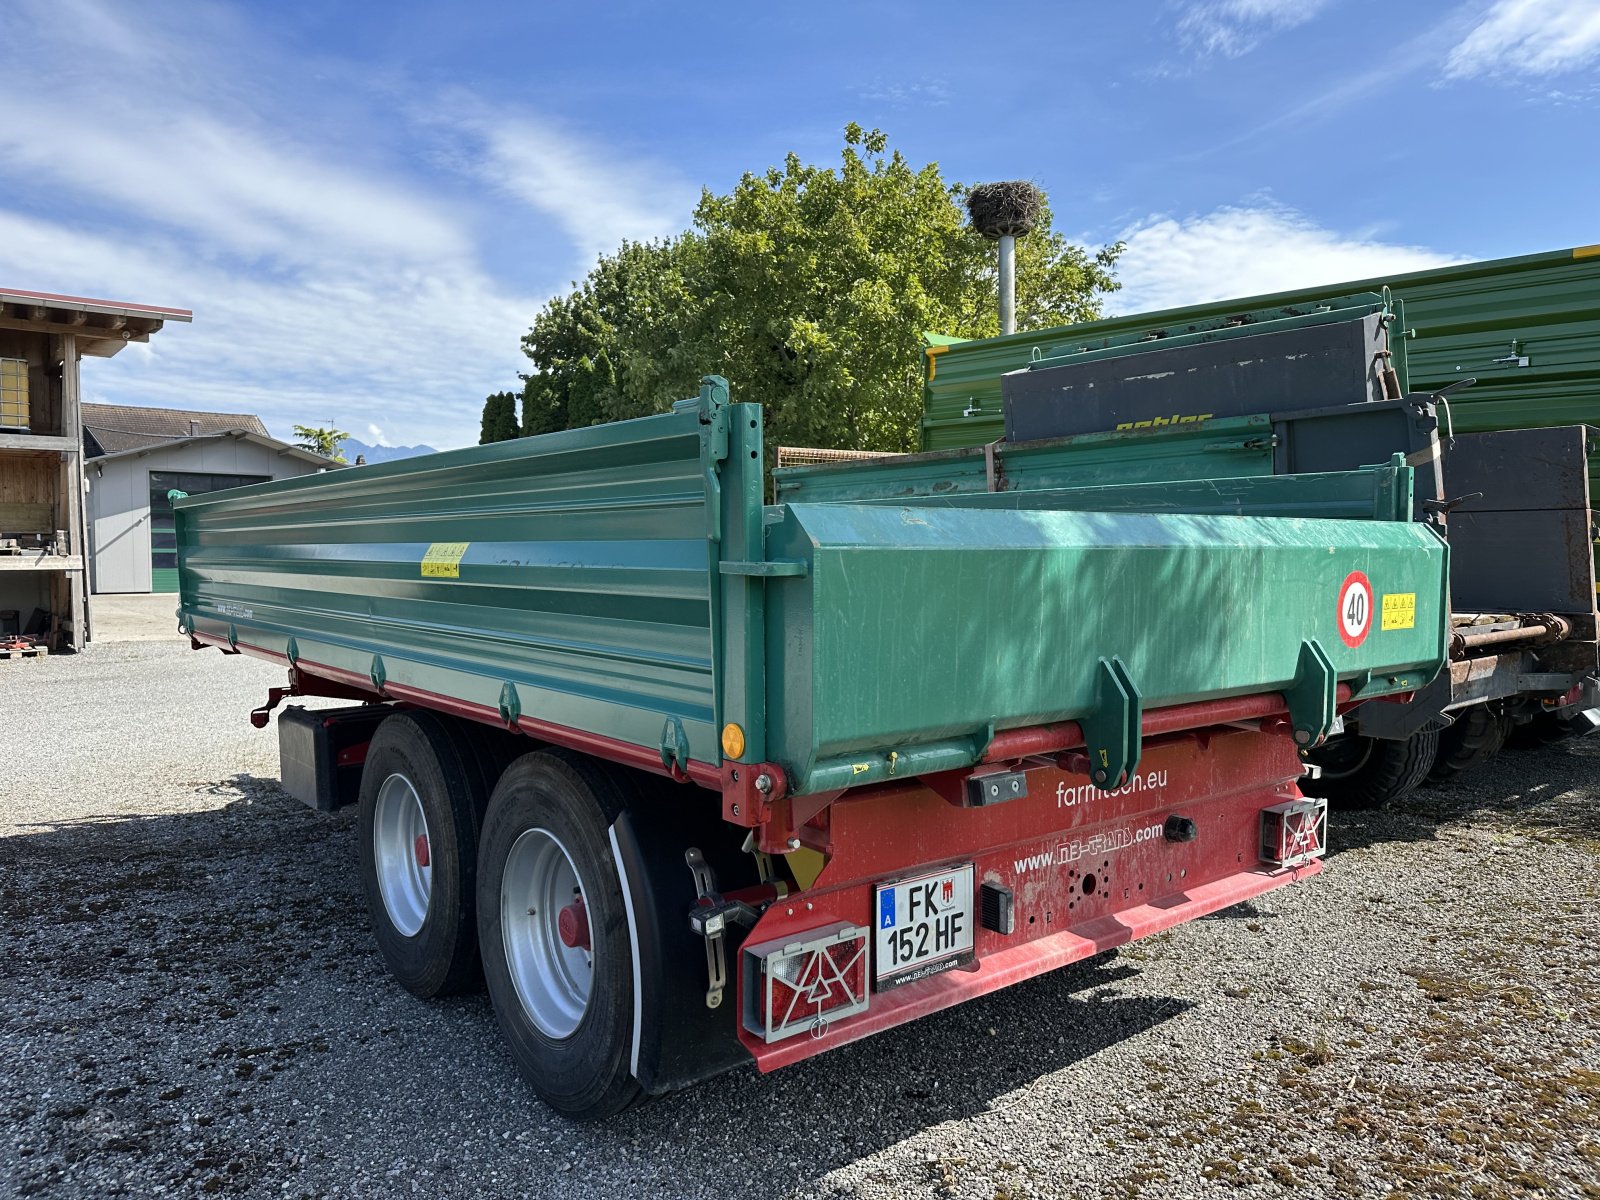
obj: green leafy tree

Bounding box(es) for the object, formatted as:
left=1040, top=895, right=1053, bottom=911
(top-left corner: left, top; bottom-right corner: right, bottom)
left=519, top=238, right=702, bottom=437
left=513, top=125, right=1121, bottom=453
left=292, top=423, right=349, bottom=462
left=479, top=391, right=520, bottom=444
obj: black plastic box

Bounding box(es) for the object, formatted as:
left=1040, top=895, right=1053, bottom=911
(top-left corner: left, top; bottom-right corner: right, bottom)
left=1002, top=313, right=1389, bottom=443
left=277, top=704, right=391, bottom=812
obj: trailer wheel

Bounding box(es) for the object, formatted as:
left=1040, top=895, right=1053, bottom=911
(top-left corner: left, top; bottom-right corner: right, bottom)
left=477, top=750, right=643, bottom=1121
left=1507, top=708, right=1595, bottom=749
left=1300, top=729, right=1439, bottom=810
left=357, top=711, right=487, bottom=998
left=1427, top=704, right=1509, bottom=783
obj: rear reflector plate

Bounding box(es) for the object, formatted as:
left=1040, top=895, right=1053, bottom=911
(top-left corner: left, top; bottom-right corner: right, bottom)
left=742, top=922, right=870, bottom=1043
left=874, top=863, right=975, bottom=990
left=1260, top=798, right=1328, bottom=868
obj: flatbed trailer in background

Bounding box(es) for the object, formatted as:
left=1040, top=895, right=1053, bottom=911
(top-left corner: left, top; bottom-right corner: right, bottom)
left=917, top=257, right=1600, bottom=804
left=176, top=377, right=1447, bottom=1119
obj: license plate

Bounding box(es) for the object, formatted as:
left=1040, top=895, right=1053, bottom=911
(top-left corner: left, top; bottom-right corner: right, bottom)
left=873, top=864, right=975, bottom=990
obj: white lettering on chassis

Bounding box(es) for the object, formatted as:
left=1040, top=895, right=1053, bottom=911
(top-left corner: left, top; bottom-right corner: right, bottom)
left=1013, top=822, right=1167, bottom=875
left=1056, top=770, right=1168, bottom=809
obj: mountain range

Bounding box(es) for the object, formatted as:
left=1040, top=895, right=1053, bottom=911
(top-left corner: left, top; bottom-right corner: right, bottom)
left=341, top=437, right=438, bottom=464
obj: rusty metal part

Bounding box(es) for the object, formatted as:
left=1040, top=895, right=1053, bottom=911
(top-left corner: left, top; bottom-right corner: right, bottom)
left=1450, top=613, right=1571, bottom=659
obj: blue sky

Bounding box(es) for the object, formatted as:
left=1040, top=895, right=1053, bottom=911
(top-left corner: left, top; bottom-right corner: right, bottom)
left=1, top=0, right=1596, bottom=449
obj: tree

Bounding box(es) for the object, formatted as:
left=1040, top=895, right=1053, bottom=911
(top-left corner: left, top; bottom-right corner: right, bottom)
left=518, top=238, right=702, bottom=437
left=293, top=423, right=349, bottom=462
left=510, top=125, right=1122, bottom=453
left=479, top=391, right=520, bottom=444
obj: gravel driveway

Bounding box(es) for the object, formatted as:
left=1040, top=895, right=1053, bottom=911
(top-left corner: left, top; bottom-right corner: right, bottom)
left=3, top=642, right=1597, bottom=1199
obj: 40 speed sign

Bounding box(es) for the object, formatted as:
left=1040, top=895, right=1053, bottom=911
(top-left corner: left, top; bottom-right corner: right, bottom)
left=1337, top=571, right=1373, bottom=648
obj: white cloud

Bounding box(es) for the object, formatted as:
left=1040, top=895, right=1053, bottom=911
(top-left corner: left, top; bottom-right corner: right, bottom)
left=0, top=1, right=694, bottom=449
left=853, top=80, right=952, bottom=107
left=0, top=107, right=470, bottom=272
left=1177, top=0, right=1332, bottom=57
left=1111, top=203, right=1469, bottom=314
left=1444, top=0, right=1600, bottom=78
left=365, top=424, right=393, bottom=447
left=443, top=104, right=697, bottom=265
left=0, top=209, right=532, bottom=449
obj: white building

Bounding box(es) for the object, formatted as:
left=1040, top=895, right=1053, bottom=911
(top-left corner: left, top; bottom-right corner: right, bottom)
left=83, top=404, right=330, bottom=594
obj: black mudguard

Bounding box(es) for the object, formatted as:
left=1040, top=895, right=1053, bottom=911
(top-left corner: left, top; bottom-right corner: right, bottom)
left=607, top=782, right=757, bottom=1095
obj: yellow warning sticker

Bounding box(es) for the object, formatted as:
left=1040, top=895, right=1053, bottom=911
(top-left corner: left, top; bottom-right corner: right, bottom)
left=421, top=542, right=469, bottom=578
left=1381, top=592, right=1416, bottom=631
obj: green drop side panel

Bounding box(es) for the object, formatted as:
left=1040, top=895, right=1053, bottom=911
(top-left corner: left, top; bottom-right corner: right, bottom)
left=775, top=416, right=1278, bottom=505
left=922, top=244, right=1600, bottom=496
left=764, top=500, right=1447, bottom=794
left=175, top=405, right=727, bottom=766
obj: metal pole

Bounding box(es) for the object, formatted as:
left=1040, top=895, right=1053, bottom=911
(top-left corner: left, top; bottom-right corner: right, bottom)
left=998, top=234, right=1016, bottom=336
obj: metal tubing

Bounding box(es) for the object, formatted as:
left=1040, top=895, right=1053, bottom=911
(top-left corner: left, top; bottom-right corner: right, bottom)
left=1450, top=616, right=1570, bottom=659
left=998, top=235, right=1016, bottom=336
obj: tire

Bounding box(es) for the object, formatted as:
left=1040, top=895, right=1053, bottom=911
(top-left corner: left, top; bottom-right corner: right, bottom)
left=477, top=750, right=644, bottom=1121
left=1427, top=704, right=1510, bottom=783
left=1300, top=729, right=1439, bottom=810
left=452, top=718, right=524, bottom=800
left=1507, top=709, right=1592, bottom=749
left=357, top=710, right=489, bottom=998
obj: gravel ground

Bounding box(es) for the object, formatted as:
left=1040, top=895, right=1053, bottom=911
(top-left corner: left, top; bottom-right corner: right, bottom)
left=2, top=641, right=1597, bottom=1199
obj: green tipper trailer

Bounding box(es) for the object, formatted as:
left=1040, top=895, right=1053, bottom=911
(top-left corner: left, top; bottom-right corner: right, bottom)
left=176, top=377, right=1447, bottom=1119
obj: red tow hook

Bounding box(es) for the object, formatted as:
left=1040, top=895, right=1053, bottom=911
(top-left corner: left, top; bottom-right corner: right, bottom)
left=557, top=894, right=590, bottom=951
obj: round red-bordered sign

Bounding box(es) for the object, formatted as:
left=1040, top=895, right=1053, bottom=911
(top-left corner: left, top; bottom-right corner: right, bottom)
left=1337, top=570, right=1373, bottom=648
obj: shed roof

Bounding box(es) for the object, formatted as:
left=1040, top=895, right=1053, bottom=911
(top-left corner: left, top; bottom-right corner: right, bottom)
left=0, top=287, right=192, bottom=358
left=89, top=427, right=332, bottom=469
left=83, top=403, right=270, bottom=457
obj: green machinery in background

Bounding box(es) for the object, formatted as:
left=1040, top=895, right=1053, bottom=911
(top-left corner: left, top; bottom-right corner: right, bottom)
left=924, top=242, right=1600, bottom=464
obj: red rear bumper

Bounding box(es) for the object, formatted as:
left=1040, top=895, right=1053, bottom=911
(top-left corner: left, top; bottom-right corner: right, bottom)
left=737, top=728, right=1320, bottom=1071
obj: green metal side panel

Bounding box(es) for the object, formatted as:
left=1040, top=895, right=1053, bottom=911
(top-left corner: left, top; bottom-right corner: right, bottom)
left=776, top=416, right=1276, bottom=505
left=921, top=243, right=1600, bottom=492
left=765, top=499, right=1448, bottom=795
left=828, top=462, right=1416, bottom=524
left=175, top=400, right=730, bottom=767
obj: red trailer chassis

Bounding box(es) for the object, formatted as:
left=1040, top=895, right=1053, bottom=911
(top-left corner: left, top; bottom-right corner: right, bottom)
left=727, top=728, right=1322, bottom=1068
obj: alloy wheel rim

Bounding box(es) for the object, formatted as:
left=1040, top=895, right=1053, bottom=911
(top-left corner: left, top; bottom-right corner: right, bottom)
left=373, top=773, right=431, bottom=937
left=500, top=828, right=594, bottom=1039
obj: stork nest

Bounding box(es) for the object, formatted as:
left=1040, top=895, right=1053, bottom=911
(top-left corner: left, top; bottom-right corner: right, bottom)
left=966, top=181, right=1043, bottom=238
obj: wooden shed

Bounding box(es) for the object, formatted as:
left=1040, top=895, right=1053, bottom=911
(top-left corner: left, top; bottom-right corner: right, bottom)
left=0, top=288, right=191, bottom=651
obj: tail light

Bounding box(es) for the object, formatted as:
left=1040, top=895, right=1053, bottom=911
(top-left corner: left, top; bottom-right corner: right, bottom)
left=742, top=921, right=870, bottom=1043
left=1260, top=798, right=1328, bottom=868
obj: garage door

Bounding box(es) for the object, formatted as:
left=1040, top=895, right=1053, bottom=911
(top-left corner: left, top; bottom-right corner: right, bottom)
left=148, top=471, right=269, bottom=593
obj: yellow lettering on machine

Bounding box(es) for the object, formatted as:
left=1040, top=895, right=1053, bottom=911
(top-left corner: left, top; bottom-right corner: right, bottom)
left=1381, top=592, right=1416, bottom=631
left=421, top=542, right=470, bottom=578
